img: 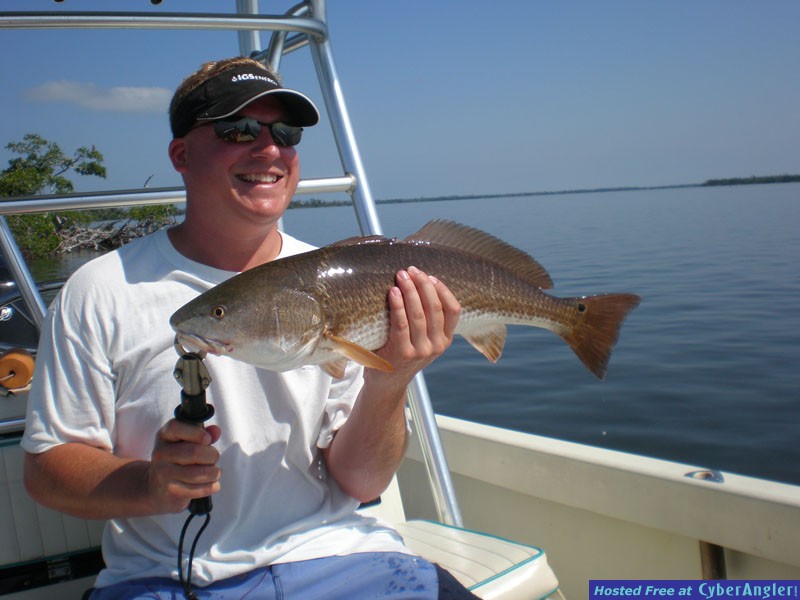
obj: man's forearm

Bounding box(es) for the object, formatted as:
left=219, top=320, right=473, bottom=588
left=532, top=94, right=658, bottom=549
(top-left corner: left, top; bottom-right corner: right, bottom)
left=24, top=443, right=155, bottom=520
left=324, top=372, right=410, bottom=503
left=24, top=421, right=221, bottom=520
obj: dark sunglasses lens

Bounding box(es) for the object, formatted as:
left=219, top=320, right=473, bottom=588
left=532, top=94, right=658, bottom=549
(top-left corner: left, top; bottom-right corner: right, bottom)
left=211, top=118, right=302, bottom=146
left=213, top=118, right=260, bottom=143
left=269, top=123, right=303, bottom=147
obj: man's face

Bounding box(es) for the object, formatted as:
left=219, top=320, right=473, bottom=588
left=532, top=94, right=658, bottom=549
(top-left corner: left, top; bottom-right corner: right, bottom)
left=170, top=96, right=301, bottom=229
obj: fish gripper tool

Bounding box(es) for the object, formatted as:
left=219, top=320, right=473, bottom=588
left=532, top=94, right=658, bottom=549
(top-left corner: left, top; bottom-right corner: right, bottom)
left=172, top=336, right=215, bottom=515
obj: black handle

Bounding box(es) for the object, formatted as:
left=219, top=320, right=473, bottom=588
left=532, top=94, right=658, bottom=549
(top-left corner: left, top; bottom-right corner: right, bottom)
left=174, top=390, right=215, bottom=515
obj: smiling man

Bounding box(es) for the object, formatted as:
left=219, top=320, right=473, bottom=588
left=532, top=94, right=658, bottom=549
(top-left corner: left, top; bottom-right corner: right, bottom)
left=166, top=61, right=309, bottom=272
left=22, top=57, right=477, bottom=599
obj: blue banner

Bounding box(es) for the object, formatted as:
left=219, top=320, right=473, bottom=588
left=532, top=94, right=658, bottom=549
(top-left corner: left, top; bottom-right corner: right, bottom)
left=590, top=581, right=800, bottom=600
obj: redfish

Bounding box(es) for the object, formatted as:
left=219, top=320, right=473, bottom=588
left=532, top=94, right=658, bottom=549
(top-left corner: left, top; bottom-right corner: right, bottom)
left=170, top=220, right=640, bottom=379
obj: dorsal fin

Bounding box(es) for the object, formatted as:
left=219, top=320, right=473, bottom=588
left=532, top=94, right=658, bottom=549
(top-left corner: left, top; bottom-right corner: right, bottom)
left=405, top=219, right=553, bottom=290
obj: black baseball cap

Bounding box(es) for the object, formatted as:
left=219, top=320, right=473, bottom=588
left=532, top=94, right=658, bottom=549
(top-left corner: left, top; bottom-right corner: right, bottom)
left=171, top=65, right=320, bottom=138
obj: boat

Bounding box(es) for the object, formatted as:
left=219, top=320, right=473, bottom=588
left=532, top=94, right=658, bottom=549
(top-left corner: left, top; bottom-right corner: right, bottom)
left=1, top=3, right=798, bottom=599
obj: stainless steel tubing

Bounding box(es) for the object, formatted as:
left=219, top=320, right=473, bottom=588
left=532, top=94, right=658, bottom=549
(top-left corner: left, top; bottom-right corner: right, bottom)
left=0, top=12, right=326, bottom=40
left=0, top=177, right=354, bottom=217
left=0, top=217, right=47, bottom=330
left=236, top=0, right=263, bottom=56
left=306, top=0, right=463, bottom=527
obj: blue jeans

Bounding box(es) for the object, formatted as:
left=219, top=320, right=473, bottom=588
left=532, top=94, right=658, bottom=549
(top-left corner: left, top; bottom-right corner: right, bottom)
left=86, top=552, right=478, bottom=599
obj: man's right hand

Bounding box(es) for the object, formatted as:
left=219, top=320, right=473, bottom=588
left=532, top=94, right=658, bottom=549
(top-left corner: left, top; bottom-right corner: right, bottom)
left=147, top=419, right=222, bottom=513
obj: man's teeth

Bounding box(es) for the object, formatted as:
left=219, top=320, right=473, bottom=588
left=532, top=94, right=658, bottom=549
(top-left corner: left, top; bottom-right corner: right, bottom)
left=239, top=174, right=278, bottom=183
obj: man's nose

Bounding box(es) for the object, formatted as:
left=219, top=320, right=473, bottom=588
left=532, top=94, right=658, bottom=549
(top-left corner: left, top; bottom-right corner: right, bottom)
left=249, top=128, right=282, bottom=155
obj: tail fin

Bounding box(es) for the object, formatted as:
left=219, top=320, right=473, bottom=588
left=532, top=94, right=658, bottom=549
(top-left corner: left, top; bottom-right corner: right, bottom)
left=560, top=293, right=641, bottom=380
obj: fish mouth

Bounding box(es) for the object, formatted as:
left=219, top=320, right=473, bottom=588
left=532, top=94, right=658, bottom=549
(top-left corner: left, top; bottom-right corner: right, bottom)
left=175, top=333, right=232, bottom=356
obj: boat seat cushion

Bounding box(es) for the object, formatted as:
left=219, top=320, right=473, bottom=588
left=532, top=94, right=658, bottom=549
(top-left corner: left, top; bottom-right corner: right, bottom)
left=395, top=519, right=559, bottom=600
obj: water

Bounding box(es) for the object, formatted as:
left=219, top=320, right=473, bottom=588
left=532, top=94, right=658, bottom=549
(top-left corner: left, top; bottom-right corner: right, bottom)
left=35, top=184, right=800, bottom=485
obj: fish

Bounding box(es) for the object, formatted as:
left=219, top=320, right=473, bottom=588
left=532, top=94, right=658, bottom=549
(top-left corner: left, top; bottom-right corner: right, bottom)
left=170, top=220, right=641, bottom=380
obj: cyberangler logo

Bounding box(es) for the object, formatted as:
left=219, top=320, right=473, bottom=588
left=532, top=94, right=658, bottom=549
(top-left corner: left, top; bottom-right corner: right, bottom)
left=231, top=73, right=278, bottom=86
left=699, top=582, right=800, bottom=600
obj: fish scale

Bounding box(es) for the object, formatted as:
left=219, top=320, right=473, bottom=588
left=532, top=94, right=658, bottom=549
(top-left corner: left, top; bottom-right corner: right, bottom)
left=170, top=220, right=640, bottom=380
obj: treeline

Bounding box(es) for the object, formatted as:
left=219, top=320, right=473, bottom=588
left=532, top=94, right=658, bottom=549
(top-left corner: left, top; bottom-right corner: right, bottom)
left=374, top=184, right=694, bottom=206
left=703, top=174, right=800, bottom=186
left=287, top=173, right=800, bottom=211
left=288, top=197, right=349, bottom=209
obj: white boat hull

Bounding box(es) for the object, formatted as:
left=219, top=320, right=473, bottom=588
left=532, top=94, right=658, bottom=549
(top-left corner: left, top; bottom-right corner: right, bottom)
left=4, top=415, right=800, bottom=598
left=398, top=416, right=800, bottom=599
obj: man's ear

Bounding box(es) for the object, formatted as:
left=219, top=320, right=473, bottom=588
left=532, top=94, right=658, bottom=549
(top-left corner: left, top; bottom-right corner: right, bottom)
left=168, top=138, right=188, bottom=173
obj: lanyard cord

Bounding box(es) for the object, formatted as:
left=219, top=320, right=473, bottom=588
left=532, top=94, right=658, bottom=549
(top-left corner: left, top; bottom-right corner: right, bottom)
left=178, top=511, right=212, bottom=600
left=173, top=339, right=215, bottom=600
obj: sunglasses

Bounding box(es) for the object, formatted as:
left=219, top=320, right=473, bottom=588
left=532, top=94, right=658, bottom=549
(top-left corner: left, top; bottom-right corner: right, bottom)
left=205, top=116, right=303, bottom=147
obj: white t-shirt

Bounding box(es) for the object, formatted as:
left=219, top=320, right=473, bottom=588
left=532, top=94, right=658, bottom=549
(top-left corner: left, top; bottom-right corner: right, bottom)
left=22, top=228, right=409, bottom=588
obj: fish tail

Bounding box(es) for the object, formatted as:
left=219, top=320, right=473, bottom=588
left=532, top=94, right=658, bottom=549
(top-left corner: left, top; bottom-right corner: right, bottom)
left=559, top=293, right=641, bottom=380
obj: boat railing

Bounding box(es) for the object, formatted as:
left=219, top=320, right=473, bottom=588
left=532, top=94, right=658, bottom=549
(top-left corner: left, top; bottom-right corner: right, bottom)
left=0, top=0, right=463, bottom=527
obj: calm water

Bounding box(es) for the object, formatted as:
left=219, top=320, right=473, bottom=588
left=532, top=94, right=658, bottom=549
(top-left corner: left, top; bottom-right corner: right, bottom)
left=38, top=184, right=800, bottom=485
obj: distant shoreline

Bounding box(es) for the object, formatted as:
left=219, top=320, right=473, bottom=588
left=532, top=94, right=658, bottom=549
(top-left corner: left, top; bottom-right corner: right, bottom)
left=701, top=174, right=800, bottom=187
left=288, top=174, right=800, bottom=209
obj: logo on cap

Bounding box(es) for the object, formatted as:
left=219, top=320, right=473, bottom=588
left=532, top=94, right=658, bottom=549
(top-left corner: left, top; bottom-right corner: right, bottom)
left=230, top=73, right=279, bottom=86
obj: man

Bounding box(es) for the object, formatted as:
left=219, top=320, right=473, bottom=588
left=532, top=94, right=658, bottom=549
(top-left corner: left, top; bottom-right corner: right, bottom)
left=22, top=57, right=477, bottom=599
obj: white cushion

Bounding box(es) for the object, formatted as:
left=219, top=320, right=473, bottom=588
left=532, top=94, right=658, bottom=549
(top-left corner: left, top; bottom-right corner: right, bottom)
left=396, top=519, right=559, bottom=600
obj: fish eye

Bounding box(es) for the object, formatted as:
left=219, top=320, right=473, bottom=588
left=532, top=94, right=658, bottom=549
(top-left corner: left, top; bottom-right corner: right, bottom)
left=211, top=305, right=226, bottom=319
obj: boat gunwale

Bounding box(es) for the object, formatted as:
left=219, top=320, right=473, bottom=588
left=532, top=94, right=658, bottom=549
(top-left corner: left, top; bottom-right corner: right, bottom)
left=405, top=414, right=800, bottom=568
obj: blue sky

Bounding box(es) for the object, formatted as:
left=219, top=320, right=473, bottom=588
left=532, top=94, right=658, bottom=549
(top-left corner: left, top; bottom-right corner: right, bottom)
left=1, top=1, right=798, bottom=200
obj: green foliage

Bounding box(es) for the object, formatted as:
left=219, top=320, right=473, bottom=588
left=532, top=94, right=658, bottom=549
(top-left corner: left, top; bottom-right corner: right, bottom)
left=128, top=204, right=179, bottom=224
left=0, top=133, right=106, bottom=197
left=0, top=133, right=107, bottom=258
left=6, top=214, right=61, bottom=257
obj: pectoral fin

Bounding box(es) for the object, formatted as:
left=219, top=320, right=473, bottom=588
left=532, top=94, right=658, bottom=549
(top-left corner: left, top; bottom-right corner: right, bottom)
left=462, top=324, right=508, bottom=363
left=323, top=332, right=394, bottom=375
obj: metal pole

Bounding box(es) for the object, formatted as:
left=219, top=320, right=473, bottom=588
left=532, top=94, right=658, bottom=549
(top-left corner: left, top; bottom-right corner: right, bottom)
left=306, top=21, right=382, bottom=235
left=262, top=3, right=311, bottom=71
left=0, top=178, right=354, bottom=217
left=0, top=216, right=47, bottom=329
left=404, top=377, right=464, bottom=526
left=236, top=0, right=262, bottom=56
left=0, top=13, right=327, bottom=38
left=306, top=0, right=463, bottom=527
